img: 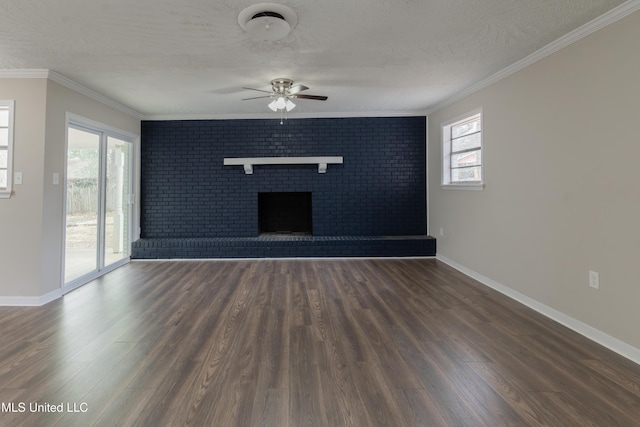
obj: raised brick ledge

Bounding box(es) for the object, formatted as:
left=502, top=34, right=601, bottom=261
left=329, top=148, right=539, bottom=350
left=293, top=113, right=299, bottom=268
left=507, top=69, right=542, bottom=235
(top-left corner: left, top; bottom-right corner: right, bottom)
left=131, top=235, right=436, bottom=259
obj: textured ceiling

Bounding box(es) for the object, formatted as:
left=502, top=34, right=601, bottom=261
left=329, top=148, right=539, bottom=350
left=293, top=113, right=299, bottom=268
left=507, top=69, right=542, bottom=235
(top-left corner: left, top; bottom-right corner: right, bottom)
left=0, top=0, right=627, bottom=118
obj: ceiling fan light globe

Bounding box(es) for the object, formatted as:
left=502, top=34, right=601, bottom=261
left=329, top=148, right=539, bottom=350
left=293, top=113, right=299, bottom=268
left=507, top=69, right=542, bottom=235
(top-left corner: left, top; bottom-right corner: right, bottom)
left=275, top=97, right=287, bottom=109
left=285, top=99, right=296, bottom=111
left=268, top=100, right=278, bottom=111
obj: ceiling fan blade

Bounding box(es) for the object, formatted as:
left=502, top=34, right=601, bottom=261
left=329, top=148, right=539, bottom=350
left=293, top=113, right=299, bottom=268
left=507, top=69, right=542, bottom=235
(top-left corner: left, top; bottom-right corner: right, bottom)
left=242, top=95, right=272, bottom=100
left=293, top=94, right=328, bottom=101
left=289, top=85, right=309, bottom=95
left=242, top=87, right=273, bottom=94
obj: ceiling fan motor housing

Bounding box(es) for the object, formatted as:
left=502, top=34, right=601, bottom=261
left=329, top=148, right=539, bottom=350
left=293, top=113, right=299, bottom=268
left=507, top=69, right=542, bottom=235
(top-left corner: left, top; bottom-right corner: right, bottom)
left=271, top=78, right=294, bottom=95
left=241, top=78, right=326, bottom=105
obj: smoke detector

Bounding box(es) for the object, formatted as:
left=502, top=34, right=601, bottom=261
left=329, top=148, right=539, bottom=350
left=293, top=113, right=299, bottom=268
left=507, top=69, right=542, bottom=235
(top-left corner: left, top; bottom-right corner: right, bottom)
left=238, top=3, right=298, bottom=41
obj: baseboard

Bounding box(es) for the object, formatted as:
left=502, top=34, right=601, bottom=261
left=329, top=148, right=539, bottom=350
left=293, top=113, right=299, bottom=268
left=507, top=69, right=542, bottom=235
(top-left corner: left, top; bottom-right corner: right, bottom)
left=436, top=254, right=640, bottom=366
left=0, top=288, right=62, bottom=307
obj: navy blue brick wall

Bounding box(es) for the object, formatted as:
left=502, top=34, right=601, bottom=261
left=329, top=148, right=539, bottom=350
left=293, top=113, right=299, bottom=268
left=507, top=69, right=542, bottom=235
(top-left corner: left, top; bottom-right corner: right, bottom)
left=141, top=117, right=426, bottom=238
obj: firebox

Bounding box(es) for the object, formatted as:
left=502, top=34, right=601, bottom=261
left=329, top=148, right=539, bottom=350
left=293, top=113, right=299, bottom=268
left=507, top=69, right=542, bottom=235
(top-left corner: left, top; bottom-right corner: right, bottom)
left=258, top=192, right=312, bottom=236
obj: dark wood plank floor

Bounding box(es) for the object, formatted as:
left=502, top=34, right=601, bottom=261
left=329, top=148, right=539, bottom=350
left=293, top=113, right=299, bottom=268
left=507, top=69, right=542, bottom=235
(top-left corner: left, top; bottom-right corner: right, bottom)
left=1, top=259, right=639, bottom=426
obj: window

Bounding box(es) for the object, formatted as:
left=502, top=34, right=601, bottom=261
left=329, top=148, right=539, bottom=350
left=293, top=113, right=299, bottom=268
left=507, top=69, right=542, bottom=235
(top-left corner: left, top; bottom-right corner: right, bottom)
left=0, top=100, right=15, bottom=198
left=442, top=109, right=484, bottom=190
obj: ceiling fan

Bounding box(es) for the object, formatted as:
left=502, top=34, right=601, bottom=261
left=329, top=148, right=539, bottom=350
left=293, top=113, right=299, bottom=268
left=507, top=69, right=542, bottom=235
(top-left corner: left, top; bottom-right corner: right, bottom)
left=242, top=78, right=328, bottom=112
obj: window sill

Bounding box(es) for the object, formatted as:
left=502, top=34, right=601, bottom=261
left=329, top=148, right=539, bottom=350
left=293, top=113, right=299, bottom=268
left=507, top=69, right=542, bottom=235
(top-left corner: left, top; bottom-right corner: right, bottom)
left=0, top=190, right=12, bottom=199
left=441, top=183, right=485, bottom=191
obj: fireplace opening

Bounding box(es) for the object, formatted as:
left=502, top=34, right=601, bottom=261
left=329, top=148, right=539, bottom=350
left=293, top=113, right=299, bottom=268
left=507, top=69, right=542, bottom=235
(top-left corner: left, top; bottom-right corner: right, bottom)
left=258, top=192, right=312, bottom=236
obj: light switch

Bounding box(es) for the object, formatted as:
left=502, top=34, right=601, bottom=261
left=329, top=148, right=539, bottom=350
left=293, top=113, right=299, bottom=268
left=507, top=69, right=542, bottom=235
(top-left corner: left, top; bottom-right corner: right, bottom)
left=14, top=172, right=23, bottom=185
left=53, top=173, right=60, bottom=185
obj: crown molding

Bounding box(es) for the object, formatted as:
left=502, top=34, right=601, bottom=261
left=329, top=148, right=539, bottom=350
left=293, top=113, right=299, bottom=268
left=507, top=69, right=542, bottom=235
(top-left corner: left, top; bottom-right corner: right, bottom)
left=425, top=0, right=640, bottom=115
left=0, top=68, right=142, bottom=119
left=143, top=110, right=426, bottom=121
left=47, top=70, right=143, bottom=119
left=0, top=69, right=50, bottom=79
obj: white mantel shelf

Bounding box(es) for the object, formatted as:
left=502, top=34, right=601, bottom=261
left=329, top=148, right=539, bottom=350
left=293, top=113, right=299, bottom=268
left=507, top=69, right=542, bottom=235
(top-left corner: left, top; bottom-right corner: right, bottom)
left=223, top=156, right=344, bottom=175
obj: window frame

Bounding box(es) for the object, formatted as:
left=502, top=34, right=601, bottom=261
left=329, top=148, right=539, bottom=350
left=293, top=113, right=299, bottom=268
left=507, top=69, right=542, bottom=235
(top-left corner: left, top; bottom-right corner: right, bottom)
left=441, top=108, right=484, bottom=190
left=0, top=100, right=15, bottom=199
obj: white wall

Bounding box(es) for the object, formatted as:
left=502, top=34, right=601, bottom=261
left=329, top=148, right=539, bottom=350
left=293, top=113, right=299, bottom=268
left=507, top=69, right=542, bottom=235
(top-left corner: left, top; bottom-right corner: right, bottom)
left=0, top=79, right=48, bottom=300
left=0, top=77, right=140, bottom=303
left=428, top=10, right=640, bottom=353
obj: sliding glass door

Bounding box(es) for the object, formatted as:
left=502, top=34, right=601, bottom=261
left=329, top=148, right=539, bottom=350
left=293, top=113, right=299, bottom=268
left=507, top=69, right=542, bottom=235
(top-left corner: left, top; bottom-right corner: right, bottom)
left=65, top=127, right=101, bottom=283
left=64, top=121, right=133, bottom=289
left=104, top=136, right=131, bottom=268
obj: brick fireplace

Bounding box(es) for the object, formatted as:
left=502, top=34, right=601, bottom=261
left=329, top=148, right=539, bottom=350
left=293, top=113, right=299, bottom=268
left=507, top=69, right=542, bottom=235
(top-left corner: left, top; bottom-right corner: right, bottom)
left=133, top=116, right=435, bottom=258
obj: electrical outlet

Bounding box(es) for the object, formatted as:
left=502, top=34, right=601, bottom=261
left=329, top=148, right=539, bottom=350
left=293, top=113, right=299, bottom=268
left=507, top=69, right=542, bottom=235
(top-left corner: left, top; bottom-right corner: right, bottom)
left=589, top=271, right=599, bottom=289
left=439, top=227, right=444, bottom=237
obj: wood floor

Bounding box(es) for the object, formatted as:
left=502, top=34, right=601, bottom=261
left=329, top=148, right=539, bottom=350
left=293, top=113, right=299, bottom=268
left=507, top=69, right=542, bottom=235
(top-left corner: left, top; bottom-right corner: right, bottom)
left=1, top=259, right=639, bottom=426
